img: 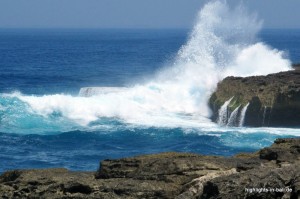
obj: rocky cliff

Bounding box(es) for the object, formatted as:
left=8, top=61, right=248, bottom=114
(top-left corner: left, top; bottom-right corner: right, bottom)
left=209, top=69, right=300, bottom=127
left=0, top=138, right=299, bottom=198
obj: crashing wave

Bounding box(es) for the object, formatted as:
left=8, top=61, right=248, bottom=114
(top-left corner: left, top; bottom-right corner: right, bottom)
left=0, top=1, right=291, bottom=131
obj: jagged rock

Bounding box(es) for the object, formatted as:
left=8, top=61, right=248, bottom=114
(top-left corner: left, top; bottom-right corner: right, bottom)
left=259, top=138, right=300, bottom=163
left=209, top=69, right=300, bottom=127
left=0, top=138, right=299, bottom=199
left=200, top=165, right=300, bottom=199
left=199, top=138, right=300, bottom=199
left=96, top=152, right=236, bottom=181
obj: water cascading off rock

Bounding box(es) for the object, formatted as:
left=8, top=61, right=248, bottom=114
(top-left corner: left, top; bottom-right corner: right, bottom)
left=209, top=69, right=300, bottom=127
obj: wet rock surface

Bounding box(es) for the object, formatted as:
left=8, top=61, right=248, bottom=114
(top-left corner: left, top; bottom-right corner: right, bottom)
left=0, top=138, right=299, bottom=198
left=209, top=69, right=300, bottom=127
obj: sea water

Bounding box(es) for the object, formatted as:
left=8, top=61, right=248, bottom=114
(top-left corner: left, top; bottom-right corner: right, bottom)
left=0, top=1, right=299, bottom=173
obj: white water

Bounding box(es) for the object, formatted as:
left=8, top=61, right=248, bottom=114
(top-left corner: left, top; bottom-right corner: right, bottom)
left=239, top=103, right=250, bottom=127
left=227, top=105, right=241, bottom=127
left=217, top=97, right=233, bottom=126
left=262, top=106, right=267, bottom=126
left=79, top=87, right=129, bottom=97
left=3, top=1, right=292, bottom=129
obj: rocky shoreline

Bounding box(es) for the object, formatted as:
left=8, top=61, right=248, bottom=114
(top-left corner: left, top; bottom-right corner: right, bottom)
left=0, top=137, right=299, bottom=198
left=1, top=67, right=300, bottom=198
left=209, top=68, right=300, bottom=127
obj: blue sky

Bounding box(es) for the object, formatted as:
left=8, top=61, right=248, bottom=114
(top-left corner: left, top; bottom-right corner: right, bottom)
left=0, top=0, right=300, bottom=29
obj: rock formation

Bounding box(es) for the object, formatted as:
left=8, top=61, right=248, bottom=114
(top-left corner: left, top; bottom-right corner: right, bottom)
left=0, top=138, right=299, bottom=198
left=209, top=69, right=300, bottom=127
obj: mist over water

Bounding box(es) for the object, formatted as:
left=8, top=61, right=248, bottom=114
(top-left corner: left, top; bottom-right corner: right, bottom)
left=0, top=1, right=292, bottom=134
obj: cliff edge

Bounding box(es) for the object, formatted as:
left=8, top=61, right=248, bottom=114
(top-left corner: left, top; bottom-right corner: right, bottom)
left=209, top=69, right=300, bottom=127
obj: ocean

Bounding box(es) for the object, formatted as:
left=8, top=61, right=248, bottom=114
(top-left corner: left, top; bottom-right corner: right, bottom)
left=1, top=2, right=300, bottom=173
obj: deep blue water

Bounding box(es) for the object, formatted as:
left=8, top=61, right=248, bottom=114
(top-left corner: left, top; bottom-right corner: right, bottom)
left=0, top=29, right=185, bottom=95
left=0, top=129, right=288, bottom=172
left=0, top=29, right=299, bottom=173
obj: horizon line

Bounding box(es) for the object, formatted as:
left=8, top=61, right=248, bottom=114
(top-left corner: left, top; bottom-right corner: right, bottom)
left=1, top=27, right=300, bottom=30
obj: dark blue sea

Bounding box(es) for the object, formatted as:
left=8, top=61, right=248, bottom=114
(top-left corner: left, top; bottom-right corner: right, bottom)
left=0, top=28, right=299, bottom=173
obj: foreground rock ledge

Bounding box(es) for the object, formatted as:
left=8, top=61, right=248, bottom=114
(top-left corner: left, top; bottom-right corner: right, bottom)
left=0, top=138, right=299, bottom=199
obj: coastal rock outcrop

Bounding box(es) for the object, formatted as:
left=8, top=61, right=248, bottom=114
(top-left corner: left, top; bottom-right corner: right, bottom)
left=0, top=138, right=299, bottom=198
left=209, top=69, right=300, bottom=127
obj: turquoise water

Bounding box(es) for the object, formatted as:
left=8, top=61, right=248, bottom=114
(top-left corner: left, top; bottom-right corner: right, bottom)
left=0, top=28, right=299, bottom=173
